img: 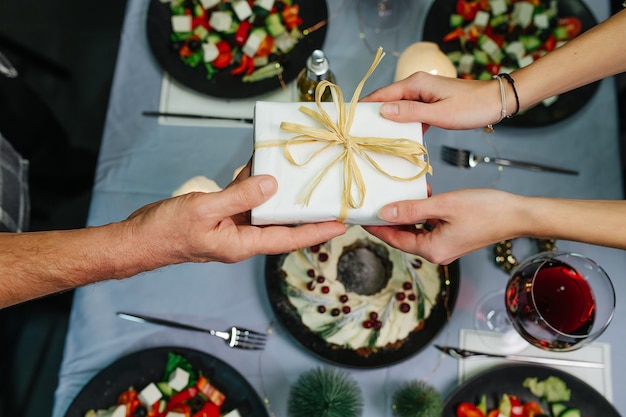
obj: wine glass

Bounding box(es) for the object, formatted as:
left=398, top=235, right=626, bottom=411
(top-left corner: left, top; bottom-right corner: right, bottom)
left=505, top=251, right=615, bottom=352
left=357, top=0, right=408, bottom=33
left=474, top=251, right=615, bottom=352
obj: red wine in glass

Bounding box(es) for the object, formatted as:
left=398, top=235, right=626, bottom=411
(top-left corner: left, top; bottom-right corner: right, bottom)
left=505, top=253, right=613, bottom=351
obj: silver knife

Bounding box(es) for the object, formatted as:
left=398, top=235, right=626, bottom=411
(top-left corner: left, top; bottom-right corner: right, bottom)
left=142, top=111, right=253, bottom=124
left=435, top=345, right=605, bottom=369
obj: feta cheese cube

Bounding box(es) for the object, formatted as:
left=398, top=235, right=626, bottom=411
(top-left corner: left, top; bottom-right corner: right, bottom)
left=542, top=95, right=559, bottom=107
left=480, top=36, right=502, bottom=61
left=458, top=54, right=475, bottom=75
left=168, top=367, right=190, bottom=392
left=517, top=54, right=534, bottom=68
left=232, top=0, right=253, bottom=21
left=473, top=11, right=490, bottom=29
left=139, top=383, right=163, bottom=407
left=223, top=409, right=242, bottom=417
left=202, top=42, right=219, bottom=62
left=512, top=2, right=534, bottom=28
left=505, top=41, right=525, bottom=60
left=165, top=412, right=187, bottom=417
left=171, top=15, right=192, bottom=33
left=199, top=0, right=220, bottom=8
left=533, top=13, right=550, bottom=29
left=489, top=0, right=508, bottom=16
left=243, top=30, right=267, bottom=57
left=254, top=0, right=274, bottom=11
left=209, top=11, right=233, bottom=33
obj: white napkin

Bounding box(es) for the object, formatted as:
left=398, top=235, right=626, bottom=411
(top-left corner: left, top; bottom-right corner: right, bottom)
left=458, top=329, right=612, bottom=400
left=157, top=74, right=295, bottom=128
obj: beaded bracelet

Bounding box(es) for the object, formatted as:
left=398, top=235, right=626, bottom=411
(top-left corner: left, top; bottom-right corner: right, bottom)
left=499, top=73, right=520, bottom=117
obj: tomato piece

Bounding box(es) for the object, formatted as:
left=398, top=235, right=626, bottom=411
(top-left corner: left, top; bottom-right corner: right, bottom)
left=192, top=16, right=209, bottom=30
left=457, top=402, right=486, bottom=417
left=559, top=17, right=582, bottom=38
left=542, top=33, right=556, bottom=52
left=456, top=0, right=480, bottom=20
left=443, top=27, right=466, bottom=42
left=212, top=41, right=232, bottom=69
left=485, top=62, right=501, bottom=75
left=508, top=395, right=523, bottom=417
left=522, top=401, right=545, bottom=417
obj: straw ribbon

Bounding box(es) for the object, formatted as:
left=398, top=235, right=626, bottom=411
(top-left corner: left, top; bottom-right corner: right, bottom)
left=255, top=47, right=432, bottom=222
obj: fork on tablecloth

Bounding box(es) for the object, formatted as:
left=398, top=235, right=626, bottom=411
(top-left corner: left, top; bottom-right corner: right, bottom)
left=117, top=312, right=268, bottom=350
left=440, top=145, right=578, bottom=175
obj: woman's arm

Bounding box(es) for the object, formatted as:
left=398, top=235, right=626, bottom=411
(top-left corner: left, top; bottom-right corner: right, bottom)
left=363, top=190, right=626, bottom=265
left=362, top=9, right=626, bottom=128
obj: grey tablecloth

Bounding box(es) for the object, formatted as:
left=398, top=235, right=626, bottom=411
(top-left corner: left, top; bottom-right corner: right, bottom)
left=53, top=0, right=625, bottom=416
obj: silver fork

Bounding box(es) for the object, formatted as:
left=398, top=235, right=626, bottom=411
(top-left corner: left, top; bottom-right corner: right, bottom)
left=117, top=312, right=268, bottom=350
left=440, top=145, right=578, bottom=175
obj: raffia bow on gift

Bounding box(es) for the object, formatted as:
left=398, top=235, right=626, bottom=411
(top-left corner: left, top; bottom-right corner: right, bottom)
left=255, top=47, right=432, bottom=222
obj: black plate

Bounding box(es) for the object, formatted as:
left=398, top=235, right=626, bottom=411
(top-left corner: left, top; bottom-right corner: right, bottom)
left=146, top=0, right=328, bottom=99
left=265, top=238, right=460, bottom=368
left=64, top=347, right=269, bottom=417
left=422, top=0, right=599, bottom=127
left=442, top=364, right=619, bottom=416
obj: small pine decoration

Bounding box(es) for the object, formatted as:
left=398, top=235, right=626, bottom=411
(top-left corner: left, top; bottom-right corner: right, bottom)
left=287, top=367, right=363, bottom=417
left=392, top=380, right=443, bottom=417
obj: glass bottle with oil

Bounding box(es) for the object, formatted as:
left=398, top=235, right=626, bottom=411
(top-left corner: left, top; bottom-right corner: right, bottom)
left=296, top=49, right=336, bottom=102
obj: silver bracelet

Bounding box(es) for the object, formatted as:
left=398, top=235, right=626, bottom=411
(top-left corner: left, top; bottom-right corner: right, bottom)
left=484, top=75, right=507, bottom=133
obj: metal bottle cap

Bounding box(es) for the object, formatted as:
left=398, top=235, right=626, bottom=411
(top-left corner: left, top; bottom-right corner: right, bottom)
left=306, top=49, right=332, bottom=80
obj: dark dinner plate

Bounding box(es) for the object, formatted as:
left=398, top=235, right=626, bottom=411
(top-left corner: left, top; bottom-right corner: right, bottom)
left=422, top=0, right=599, bottom=127
left=146, top=0, right=328, bottom=98
left=442, top=364, right=619, bottom=416
left=265, top=234, right=459, bottom=368
left=64, top=347, right=269, bottom=417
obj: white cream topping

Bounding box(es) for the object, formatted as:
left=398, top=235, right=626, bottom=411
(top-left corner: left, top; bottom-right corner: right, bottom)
left=282, top=226, right=441, bottom=351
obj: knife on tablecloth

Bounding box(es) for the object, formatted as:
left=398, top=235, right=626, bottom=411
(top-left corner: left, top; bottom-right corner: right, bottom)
left=435, top=345, right=605, bottom=368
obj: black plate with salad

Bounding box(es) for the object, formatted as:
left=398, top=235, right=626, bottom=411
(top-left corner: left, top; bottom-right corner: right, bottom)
left=423, top=0, right=599, bottom=127
left=63, top=347, right=269, bottom=417
left=443, top=364, right=619, bottom=417
left=146, top=0, right=328, bottom=99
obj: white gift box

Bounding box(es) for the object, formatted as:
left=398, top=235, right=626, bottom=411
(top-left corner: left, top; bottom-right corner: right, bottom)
left=251, top=101, right=429, bottom=225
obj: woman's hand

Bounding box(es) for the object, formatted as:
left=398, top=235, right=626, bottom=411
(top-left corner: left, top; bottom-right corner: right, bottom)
left=362, top=71, right=503, bottom=130
left=363, top=189, right=525, bottom=264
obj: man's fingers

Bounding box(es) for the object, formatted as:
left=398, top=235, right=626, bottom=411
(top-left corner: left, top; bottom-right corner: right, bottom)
left=211, top=175, right=277, bottom=218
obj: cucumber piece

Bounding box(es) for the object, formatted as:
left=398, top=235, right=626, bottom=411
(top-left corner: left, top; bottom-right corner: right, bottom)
left=193, top=25, right=209, bottom=41
left=265, top=12, right=286, bottom=37
left=477, top=70, right=492, bottom=80
left=446, top=50, right=463, bottom=64
left=560, top=408, right=581, bottom=417
left=473, top=49, right=489, bottom=65
left=519, top=34, right=542, bottom=52
left=550, top=402, right=568, bottom=417
left=553, top=26, right=569, bottom=41
left=156, top=381, right=174, bottom=398
left=449, top=13, right=464, bottom=28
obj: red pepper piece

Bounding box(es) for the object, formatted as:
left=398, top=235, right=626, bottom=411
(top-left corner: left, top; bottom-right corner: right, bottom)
left=191, top=401, right=221, bottom=417
left=456, top=0, right=480, bottom=20
left=443, top=27, right=465, bottom=42
left=196, top=376, right=225, bottom=407
left=231, top=54, right=254, bottom=75
left=235, top=20, right=252, bottom=45
left=168, top=386, right=198, bottom=408
left=282, top=5, right=302, bottom=30
left=543, top=33, right=556, bottom=52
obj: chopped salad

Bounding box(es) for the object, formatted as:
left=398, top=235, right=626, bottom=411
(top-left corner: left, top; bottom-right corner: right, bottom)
left=85, top=352, right=238, bottom=417
left=442, top=0, right=584, bottom=108
left=166, top=0, right=304, bottom=83
left=455, top=376, right=583, bottom=417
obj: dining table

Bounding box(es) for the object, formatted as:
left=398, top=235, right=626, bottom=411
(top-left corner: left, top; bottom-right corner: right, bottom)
left=52, top=0, right=625, bottom=416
